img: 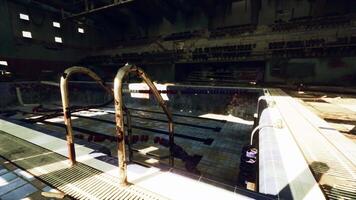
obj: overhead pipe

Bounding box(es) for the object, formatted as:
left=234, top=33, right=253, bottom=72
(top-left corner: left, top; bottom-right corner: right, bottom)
left=13, top=0, right=72, bottom=17
left=64, top=0, right=135, bottom=19
left=114, top=63, right=174, bottom=187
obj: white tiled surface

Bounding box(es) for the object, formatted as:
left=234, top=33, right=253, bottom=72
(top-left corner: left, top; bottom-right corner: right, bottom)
left=0, top=163, right=42, bottom=199
left=259, top=107, right=325, bottom=200
left=13, top=169, right=35, bottom=181
left=0, top=177, right=28, bottom=196
left=1, top=183, right=37, bottom=200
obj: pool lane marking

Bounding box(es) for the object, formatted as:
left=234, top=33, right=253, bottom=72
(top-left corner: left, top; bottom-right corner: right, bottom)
left=71, top=114, right=214, bottom=145
left=87, top=110, right=221, bottom=132
left=104, top=107, right=227, bottom=123
left=23, top=117, right=214, bottom=145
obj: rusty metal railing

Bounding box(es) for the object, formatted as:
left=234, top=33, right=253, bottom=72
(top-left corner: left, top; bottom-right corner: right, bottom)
left=125, top=106, right=133, bottom=162
left=114, top=64, right=174, bottom=186
left=60, top=66, right=134, bottom=165
left=60, top=65, right=173, bottom=187
left=61, top=67, right=111, bottom=166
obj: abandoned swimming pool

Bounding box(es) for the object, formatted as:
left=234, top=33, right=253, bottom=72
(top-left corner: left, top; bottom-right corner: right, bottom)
left=0, top=81, right=262, bottom=189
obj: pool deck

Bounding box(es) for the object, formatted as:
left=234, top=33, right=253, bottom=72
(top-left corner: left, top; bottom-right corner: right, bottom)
left=286, top=89, right=356, bottom=141
left=266, top=89, right=356, bottom=200
left=0, top=119, right=266, bottom=200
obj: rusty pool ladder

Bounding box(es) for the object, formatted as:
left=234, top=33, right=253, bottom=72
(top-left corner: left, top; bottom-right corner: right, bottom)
left=113, top=64, right=174, bottom=186
left=60, top=66, right=132, bottom=163
left=60, top=64, right=174, bottom=187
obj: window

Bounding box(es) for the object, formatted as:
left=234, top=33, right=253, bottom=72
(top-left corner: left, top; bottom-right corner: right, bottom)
left=78, top=28, right=84, bottom=33
left=22, top=31, right=32, bottom=38
left=19, top=13, right=29, bottom=21
left=54, top=37, right=62, bottom=43
left=53, top=21, right=61, bottom=28
left=0, top=61, right=8, bottom=66
left=0, top=70, right=10, bottom=75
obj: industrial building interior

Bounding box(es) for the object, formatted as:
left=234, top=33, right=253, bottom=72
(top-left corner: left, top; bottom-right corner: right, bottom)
left=0, top=0, right=355, bottom=199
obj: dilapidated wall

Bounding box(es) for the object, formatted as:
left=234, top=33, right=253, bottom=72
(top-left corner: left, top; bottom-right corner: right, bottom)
left=0, top=0, right=110, bottom=80
left=265, top=57, right=356, bottom=85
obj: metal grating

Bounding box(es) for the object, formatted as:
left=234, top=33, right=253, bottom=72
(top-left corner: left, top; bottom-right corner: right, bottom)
left=0, top=131, right=168, bottom=200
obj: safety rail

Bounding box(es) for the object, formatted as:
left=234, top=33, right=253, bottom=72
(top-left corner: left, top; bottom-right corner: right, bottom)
left=60, top=64, right=174, bottom=187
left=114, top=64, right=174, bottom=186
left=60, top=66, right=132, bottom=165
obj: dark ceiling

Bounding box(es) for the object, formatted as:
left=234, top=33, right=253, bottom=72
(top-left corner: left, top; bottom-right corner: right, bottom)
left=30, top=0, right=234, bottom=27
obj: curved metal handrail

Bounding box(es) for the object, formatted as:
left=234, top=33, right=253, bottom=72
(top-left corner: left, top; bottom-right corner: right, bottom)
left=60, top=66, right=129, bottom=165
left=114, top=63, right=174, bottom=186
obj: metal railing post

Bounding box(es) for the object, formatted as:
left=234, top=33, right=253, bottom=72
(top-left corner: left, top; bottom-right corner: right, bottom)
left=123, top=106, right=133, bottom=162
left=114, top=63, right=174, bottom=186
left=60, top=66, right=113, bottom=166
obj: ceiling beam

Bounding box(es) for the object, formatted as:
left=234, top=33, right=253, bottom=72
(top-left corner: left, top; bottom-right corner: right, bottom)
left=64, top=0, right=134, bottom=20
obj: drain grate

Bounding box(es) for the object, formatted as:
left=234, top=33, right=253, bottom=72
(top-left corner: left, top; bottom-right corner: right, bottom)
left=0, top=132, right=168, bottom=200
